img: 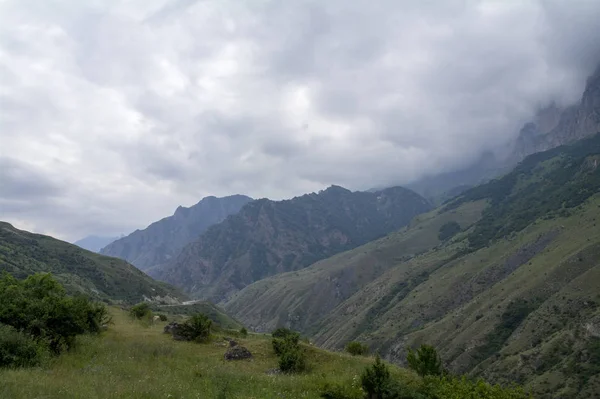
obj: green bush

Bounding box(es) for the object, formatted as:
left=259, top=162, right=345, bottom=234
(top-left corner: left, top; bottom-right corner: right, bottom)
left=345, top=341, right=369, bottom=356
left=272, top=328, right=300, bottom=356
left=361, top=354, right=391, bottom=398
left=178, top=313, right=212, bottom=343
left=0, top=324, right=48, bottom=368
left=158, top=314, right=168, bottom=322
left=422, top=376, right=532, bottom=398
left=406, top=345, right=445, bottom=377
left=239, top=327, right=248, bottom=337
left=320, top=382, right=362, bottom=399
left=272, top=327, right=298, bottom=339
left=273, top=334, right=300, bottom=356
left=0, top=273, right=108, bottom=358
left=438, top=221, right=461, bottom=241
left=129, top=302, right=152, bottom=320
left=278, top=345, right=307, bottom=373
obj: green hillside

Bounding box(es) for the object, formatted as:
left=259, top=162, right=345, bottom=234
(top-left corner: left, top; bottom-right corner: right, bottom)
left=0, top=307, right=529, bottom=398
left=225, top=133, right=600, bottom=398
left=0, top=222, right=185, bottom=304
left=152, top=302, right=243, bottom=330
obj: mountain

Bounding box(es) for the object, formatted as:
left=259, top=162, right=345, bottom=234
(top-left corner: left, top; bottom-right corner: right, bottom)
left=100, top=194, right=253, bottom=270
left=74, top=234, right=122, bottom=253
left=408, top=64, right=600, bottom=203
left=149, top=185, right=432, bottom=302
left=224, top=133, right=600, bottom=398
left=0, top=221, right=185, bottom=304
left=511, top=65, right=600, bottom=161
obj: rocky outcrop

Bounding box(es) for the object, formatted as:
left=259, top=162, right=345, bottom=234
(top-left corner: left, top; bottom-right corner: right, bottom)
left=224, top=346, right=253, bottom=360
left=512, top=65, right=600, bottom=161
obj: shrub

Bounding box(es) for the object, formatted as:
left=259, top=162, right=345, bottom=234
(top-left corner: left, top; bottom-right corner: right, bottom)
left=272, top=328, right=300, bottom=356
left=129, top=302, right=152, bottom=320
left=406, top=344, right=445, bottom=377
left=320, top=383, right=362, bottom=399
left=278, top=345, right=307, bottom=373
left=0, top=273, right=108, bottom=357
left=178, top=313, right=212, bottom=343
left=240, top=327, right=248, bottom=337
left=361, top=354, right=391, bottom=398
left=438, top=221, right=461, bottom=241
left=422, top=376, right=532, bottom=398
left=0, top=324, right=48, bottom=368
left=273, top=334, right=301, bottom=356
left=272, top=327, right=298, bottom=339
left=345, top=341, right=369, bottom=356
left=158, top=314, right=168, bottom=322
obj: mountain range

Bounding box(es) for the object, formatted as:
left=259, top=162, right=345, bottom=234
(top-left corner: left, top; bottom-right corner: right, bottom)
left=148, top=185, right=432, bottom=302
left=74, top=235, right=122, bottom=253
left=100, top=194, right=252, bottom=270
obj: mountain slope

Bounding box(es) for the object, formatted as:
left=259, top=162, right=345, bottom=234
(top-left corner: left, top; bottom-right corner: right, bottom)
left=408, top=63, right=600, bottom=202
left=0, top=222, right=185, bottom=304
left=74, top=235, right=121, bottom=253
left=225, top=134, right=600, bottom=398
left=100, top=194, right=252, bottom=270
left=150, top=185, right=432, bottom=302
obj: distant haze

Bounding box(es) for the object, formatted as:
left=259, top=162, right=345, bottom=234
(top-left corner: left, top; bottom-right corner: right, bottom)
left=74, top=235, right=123, bottom=253
left=1, top=0, right=600, bottom=241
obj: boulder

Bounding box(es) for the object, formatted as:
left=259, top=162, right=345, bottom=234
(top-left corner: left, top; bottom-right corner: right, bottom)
left=163, top=322, right=180, bottom=334
left=164, top=322, right=190, bottom=340
left=224, top=346, right=253, bottom=361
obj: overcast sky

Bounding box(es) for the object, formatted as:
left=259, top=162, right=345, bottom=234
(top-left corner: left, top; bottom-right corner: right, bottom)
left=1, top=0, right=600, bottom=241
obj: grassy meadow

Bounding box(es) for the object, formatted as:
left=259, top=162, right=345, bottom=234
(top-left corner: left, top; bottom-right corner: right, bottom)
left=0, top=307, right=417, bottom=399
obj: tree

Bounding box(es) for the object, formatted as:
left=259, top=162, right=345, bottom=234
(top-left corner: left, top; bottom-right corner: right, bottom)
left=345, top=341, right=369, bottom=356
left=129, top=302, right=152, bottom=320
left=406, top=344, right=445, bottom=377
left=179, top=313, right=212, bottom=342
left=361, top=354, right=391, bottom=399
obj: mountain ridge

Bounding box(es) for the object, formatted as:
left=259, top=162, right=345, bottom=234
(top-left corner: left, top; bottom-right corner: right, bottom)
left=100, top=194, right=252, bottom=270
left=0, top=221, right=186, bottom=304
left=149, top=185, right=432, bottom=302
left=74, top=234, right=122, bottom=253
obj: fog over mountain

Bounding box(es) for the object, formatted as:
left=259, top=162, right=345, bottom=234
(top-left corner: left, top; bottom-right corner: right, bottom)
left=1, top=0, right=600, bottom=240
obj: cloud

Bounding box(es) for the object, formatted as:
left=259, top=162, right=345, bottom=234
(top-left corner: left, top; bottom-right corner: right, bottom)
left=1, top=0, right=600, bottom=241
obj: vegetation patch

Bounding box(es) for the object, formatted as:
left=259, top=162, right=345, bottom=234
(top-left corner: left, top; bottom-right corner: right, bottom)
left=472, top=299, right=538, bottom=365
left=445, top=134, right=600, bottom=249
left=0, top=272, right=108, bottom=367
left=345, top=341, right=369, bottom=356
left=438, top=221, right=461, bottom=241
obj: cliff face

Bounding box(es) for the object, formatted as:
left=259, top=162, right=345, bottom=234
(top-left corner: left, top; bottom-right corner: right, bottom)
left=512, top=65, right=600, bottom=160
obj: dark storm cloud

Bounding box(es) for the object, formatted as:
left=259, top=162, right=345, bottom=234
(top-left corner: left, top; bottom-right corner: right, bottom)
left=1, top=0, right=600, bottom=240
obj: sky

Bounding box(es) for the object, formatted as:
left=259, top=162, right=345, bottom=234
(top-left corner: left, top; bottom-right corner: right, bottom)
left=1, top=0, right=600, bottom=242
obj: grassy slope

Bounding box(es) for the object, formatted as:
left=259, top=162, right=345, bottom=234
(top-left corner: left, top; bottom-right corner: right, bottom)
left=153, top=302, right=243, bottom=330
left=224, top=200, right=486, bottom=334
left=0, top=222, right=185, bottom=304
left=0, top=308, right=418, bottom=399
left=225, top=135, right=600, bottom=398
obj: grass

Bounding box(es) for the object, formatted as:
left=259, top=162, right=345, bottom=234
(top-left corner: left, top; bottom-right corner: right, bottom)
left=0, top=308, right=417, bottom=399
